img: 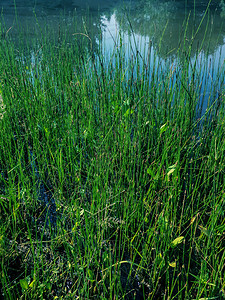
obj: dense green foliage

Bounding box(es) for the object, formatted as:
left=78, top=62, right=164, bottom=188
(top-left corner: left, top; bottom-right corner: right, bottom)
left=0, top=17, right=224, bottom=299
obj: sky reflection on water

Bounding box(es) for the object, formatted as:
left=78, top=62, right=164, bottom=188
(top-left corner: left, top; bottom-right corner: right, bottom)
left=1, top=0, right=225, bottom=112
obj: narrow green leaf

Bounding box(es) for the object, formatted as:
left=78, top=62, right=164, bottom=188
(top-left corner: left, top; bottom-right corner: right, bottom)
left=198, top=226, right=211, bottom=237
left=171, top=236, right=185, bottom=248
left=167, top=168, right=176, bottom=176
left=124, top=108, right=134, bottom=117
left=160, top=122, right=168, bottom=135
left=169, top=261, right=176, bottom=268
left=20, top=279, right=29, bottom=291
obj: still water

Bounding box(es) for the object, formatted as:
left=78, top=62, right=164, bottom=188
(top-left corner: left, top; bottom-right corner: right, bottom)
left=1, top=0, right=225, bottom=54
left=1, top=0, right=225, bottom=101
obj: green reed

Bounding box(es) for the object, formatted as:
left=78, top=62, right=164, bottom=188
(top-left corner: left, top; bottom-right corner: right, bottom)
left=0, top=13, right=224, bottom=300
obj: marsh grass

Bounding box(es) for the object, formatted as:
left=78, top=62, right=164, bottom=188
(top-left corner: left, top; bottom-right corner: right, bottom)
left=0, top=12, right=225, bottom=300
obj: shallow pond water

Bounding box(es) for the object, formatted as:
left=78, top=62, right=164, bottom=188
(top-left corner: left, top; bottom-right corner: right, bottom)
left=1, top=0, right=225, bottom=56
left=1, top=1, right=224, bottom=85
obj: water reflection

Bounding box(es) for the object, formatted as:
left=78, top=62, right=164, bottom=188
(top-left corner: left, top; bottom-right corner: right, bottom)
left=112, top=0, right=225, bottom=56
left=1, top=1, right=224, bottom=100
left=1, top=1, right=225, bottom=58
left=1, top=0, right=224, bottom=91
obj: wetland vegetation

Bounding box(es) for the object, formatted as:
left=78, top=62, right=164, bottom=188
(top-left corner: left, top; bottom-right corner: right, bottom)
left=0, top=1, right=225, bottom=299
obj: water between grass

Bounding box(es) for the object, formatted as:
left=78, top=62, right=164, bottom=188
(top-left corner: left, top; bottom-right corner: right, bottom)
left=1, top=0, right=225, bottom=112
